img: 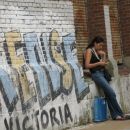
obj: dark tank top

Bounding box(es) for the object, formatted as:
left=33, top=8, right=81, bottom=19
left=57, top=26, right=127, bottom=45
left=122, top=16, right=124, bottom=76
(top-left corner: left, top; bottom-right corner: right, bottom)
left=90, top=49, right=104, bottom=73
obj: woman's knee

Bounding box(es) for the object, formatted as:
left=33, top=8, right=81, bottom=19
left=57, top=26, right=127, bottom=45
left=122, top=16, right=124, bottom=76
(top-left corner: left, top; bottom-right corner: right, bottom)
left=106, top=90, right=116, bottom=98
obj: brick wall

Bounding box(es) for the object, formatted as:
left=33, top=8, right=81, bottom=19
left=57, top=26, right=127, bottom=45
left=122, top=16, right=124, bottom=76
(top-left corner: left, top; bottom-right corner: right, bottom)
left=87, top=0, right=106, bottom=40
left=108, top=0, right=122, bottom=63
left=0, top=0, right=75, bottom=35
left=118, top=0, right=130, bottom=57
left=0, top=1, right=129, bottom=130
left=73, top=0, right=123, bottom=64
left=72, top=0, right=88, bottom=65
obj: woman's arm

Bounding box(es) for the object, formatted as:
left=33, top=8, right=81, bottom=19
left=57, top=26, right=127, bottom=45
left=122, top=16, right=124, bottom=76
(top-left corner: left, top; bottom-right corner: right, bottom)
left=97, top=50, right=106, bottom=61
left=84, top=49, right=107, bottom=69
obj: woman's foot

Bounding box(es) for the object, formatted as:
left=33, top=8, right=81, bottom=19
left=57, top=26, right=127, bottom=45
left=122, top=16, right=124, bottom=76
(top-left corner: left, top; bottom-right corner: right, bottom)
left=114, top=116, right=125, bottom=121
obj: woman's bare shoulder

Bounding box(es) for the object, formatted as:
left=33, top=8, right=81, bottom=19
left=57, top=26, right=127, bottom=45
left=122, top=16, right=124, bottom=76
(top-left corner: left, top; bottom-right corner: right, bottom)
left=84, top=48, right=92, bottom=58
left=85, top=48, right=91, bottom=53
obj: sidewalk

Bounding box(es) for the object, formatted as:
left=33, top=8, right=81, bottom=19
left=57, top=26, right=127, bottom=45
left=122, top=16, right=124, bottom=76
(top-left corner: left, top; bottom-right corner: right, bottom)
left=70, top=120, right=130, bottom=130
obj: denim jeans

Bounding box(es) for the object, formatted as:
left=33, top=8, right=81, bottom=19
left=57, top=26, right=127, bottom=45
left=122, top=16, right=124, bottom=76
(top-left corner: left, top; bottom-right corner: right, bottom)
left=91, top=70, right=124, bottom=119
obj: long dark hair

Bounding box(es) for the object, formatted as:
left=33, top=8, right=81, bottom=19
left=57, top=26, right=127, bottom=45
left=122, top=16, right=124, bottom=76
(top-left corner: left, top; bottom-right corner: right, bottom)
left=87, top=36, right=104, bottom=49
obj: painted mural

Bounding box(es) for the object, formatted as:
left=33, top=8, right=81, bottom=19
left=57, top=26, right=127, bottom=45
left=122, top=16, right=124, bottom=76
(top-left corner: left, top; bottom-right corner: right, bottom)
left=0, top=30, right=89, bottom=130
left=0, top=1, right=90, bottom=129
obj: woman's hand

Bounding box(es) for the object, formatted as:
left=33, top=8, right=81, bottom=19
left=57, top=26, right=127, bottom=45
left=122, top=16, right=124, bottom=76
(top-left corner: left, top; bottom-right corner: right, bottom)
left=97, top=61, right=108, bottom=66
left=97, top=50, right=105, bottom=55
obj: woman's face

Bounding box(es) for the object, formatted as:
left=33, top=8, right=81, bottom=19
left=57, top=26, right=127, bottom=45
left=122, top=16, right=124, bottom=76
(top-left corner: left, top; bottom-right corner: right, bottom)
left=94, top=42, right=104, bottom=51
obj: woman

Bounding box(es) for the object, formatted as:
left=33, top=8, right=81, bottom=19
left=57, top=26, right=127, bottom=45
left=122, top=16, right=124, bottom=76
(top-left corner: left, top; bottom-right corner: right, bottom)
left=84, top=36, right=125, bottom=120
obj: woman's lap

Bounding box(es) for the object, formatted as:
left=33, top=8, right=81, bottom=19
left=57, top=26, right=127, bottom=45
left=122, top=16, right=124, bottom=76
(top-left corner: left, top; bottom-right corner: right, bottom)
left=91, top=71, right=116, bottom=97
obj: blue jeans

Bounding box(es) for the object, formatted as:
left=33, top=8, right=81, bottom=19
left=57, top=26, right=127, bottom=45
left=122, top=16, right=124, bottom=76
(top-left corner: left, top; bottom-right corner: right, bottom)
left=91, top=70, right=124, bottom=119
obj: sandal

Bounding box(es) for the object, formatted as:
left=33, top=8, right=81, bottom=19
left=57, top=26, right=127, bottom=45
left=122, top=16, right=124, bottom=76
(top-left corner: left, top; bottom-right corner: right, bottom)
left=114, top=116, right=125, bottom=121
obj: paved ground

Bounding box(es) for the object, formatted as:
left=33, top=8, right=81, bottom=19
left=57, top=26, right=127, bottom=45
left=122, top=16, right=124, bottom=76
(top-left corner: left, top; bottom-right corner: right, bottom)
left=70, top=120, right=130, bottom=130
